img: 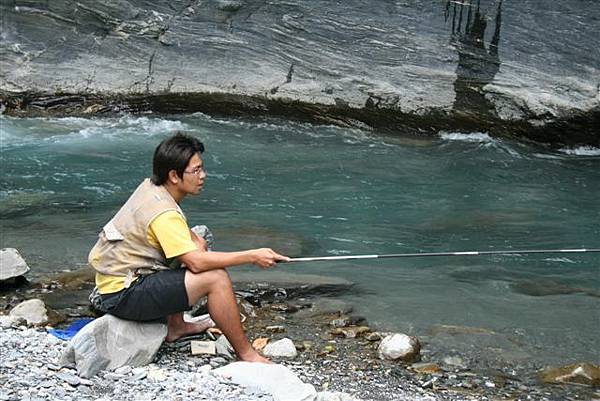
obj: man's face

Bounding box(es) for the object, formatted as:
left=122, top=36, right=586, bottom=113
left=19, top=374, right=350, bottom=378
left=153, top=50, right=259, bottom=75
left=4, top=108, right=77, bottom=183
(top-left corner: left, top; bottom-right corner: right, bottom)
left=180, top=153, right=206, bottom=195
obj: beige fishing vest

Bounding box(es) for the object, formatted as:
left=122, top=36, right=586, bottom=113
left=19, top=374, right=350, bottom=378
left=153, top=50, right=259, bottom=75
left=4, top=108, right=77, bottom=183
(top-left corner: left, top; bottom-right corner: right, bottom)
left=88, top=178, right=186, bottom=287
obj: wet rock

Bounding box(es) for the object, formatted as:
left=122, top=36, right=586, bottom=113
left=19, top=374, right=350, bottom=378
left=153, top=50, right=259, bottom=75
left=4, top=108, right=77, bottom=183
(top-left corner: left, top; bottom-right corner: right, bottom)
left=443, top=356, right=468, bottom=370
left=330, top=316, right=351, bottom=328
left=83, top=104, right=106, bottom=114
left=510, top=279, right=600, bottom=297
left=214, top=361, right=316, bottom=401
left=0, top=248, right=30, bottom=281
left=378, top=333, right=421, bottom=363
left=330, top=326, right=370, bottom=339
left=263, top=338, right=298, bottom=358
left=365, top=332, right=382, bottom=342
left=60, top=314, right=167, bottom=378
left=539, top=363, right=600, bottom=387
left=348, top=316, right=367, bottom=326
left=231, top=271, right=355, bottom=301
left=9, top=299, right=48, bottom=326
left=410, top=362, right=442, bottom=374
left=50, top=268, right=95, bottom=291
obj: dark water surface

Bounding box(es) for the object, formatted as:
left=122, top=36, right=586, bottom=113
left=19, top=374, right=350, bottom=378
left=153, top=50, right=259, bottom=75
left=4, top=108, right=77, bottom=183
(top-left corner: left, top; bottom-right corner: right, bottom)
left=1, top=114, right=599, bottom=367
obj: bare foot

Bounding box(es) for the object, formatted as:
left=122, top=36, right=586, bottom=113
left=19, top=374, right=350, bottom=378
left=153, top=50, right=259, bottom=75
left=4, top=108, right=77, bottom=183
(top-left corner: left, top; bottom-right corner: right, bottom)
left=166, top=318, right=215, bottom=342
left=237, top=349, right=272, bottom=364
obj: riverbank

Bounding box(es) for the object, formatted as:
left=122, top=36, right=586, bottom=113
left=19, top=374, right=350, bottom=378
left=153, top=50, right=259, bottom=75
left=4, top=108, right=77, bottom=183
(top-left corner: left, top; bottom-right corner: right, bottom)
left=1, top=270, right=598, bottom=401
left=2, top=91, right=599, bottom=147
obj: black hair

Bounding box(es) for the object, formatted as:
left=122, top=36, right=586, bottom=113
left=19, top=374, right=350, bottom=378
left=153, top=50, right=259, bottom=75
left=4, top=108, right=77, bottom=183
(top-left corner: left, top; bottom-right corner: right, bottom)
left=151, top=132, right=205, bottom=185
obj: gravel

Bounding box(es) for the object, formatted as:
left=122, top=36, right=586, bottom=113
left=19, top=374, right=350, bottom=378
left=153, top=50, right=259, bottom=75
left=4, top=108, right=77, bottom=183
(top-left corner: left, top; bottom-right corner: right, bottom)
left=0, top=326, right=273, bottom=401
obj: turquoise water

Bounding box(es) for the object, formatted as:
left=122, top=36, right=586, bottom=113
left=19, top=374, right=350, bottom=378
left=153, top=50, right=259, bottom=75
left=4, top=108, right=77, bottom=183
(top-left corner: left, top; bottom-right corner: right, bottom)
left=1, top=114, right=599, bottom=366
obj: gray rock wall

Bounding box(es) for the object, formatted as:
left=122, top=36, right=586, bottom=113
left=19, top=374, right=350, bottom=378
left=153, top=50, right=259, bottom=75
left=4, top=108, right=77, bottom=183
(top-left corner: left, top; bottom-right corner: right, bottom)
left=1, top=0, right=598, bottom=145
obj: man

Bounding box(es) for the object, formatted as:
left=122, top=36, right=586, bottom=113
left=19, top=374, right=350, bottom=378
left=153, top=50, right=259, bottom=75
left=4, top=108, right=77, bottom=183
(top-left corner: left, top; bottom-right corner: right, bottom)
left=89, top=132, right=289, bottom=363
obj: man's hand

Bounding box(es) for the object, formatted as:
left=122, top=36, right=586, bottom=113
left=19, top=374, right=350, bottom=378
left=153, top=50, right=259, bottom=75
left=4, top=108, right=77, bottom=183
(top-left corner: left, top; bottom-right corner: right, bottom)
left=190, top=229, right=209, bottom=252
left=250, top=248, right=290, bottom=269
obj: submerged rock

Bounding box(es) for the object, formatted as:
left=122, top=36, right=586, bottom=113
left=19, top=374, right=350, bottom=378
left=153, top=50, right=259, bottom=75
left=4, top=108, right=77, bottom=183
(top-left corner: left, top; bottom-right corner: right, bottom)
left=427, top=324, right=495, bottom=336
left=330, top=316, right=351, bottom=328
left=539, top=363, right=600, bottom=387
left=0, top=248, right=30, bottom=281
left=377, top=333, right=421, bottom=363
left=410, top=362, right=442, bottom=375
left=442, top=356, right=468, bottom=370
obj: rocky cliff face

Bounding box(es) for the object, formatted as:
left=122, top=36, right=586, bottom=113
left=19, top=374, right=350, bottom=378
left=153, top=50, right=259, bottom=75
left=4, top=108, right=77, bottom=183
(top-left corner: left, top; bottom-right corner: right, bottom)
left=1, top=0, right=598, bottom=145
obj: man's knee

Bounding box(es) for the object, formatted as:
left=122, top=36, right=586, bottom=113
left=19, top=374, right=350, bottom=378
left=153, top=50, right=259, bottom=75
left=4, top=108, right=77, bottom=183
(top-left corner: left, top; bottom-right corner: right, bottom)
left=207, top=268, right=231, bottom=288
left=186, top=268, right=231, bottom=289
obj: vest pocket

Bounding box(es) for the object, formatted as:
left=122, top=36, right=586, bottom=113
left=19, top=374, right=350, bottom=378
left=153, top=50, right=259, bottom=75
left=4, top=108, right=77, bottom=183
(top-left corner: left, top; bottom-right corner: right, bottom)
left=103, top=221, right=125, bottom=241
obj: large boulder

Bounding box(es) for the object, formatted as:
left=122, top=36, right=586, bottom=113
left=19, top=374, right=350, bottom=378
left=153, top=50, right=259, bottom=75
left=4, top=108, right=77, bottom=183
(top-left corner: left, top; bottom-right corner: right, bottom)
left=9, top=299, right=48, bottom=326
left=2, top=1, right=599, bottom=146
left=377, top=333, right=421, bottom=363
left=213, top=362, right=316, bottom=401
left=60, top=314, right=167, bottom=378
left=0, top=248, right=30, bottom=281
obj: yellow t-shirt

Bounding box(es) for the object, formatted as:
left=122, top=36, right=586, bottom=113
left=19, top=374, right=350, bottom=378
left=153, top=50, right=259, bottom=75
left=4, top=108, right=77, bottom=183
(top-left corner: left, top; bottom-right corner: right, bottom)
left=95, top=210, right=198, bottom=294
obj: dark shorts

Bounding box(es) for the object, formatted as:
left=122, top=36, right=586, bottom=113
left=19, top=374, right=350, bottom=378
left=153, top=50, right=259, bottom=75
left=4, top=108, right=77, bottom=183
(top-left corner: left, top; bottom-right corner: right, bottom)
left=99, top=268, right=190, bottom=323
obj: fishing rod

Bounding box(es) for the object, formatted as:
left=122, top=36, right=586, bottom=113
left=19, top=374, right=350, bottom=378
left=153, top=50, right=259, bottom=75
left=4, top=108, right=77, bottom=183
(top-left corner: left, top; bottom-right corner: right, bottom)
left=285, top=248, right=600, bottom=263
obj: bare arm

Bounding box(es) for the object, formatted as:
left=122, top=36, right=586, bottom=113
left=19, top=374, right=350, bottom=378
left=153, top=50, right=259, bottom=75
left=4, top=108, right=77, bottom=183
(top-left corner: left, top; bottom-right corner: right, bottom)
left=178, top=247, right=289, bottom=273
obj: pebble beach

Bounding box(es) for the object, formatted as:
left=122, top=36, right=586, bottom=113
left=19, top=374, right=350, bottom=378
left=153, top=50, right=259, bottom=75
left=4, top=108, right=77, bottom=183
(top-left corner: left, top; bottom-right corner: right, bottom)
left=1, top=268, right=599, bottom=401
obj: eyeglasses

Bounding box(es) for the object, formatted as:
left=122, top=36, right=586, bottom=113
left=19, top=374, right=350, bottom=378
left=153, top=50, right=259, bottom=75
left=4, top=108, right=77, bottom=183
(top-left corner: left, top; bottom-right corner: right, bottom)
left=184, top=167, right=205, bottom=176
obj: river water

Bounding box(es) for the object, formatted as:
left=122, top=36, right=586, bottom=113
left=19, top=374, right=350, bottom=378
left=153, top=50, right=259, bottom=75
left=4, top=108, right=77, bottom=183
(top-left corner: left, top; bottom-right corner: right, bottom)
left=1, top=114, right=599, bottom=368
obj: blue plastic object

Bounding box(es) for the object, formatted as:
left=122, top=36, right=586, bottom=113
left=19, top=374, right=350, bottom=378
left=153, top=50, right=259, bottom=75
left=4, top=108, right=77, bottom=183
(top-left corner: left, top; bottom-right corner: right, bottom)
left=47, top=318, right=94, bottom=340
